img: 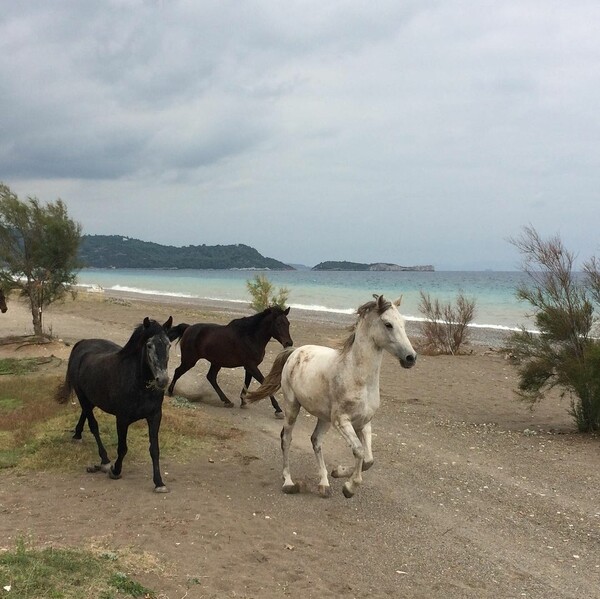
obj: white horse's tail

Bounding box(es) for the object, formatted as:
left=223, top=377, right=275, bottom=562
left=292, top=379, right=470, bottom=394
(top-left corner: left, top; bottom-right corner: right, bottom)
left=246, top=347, right=295, bottom=403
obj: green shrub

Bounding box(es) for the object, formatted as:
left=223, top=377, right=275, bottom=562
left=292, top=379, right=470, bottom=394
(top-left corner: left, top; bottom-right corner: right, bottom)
left=506, top=226, right=600, bottom=432
left=246, top=274, right=289, bottom=312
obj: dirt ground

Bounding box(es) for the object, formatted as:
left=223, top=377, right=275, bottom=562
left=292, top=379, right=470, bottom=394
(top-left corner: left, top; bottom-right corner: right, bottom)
left=1, top=293, right=600, bottom=599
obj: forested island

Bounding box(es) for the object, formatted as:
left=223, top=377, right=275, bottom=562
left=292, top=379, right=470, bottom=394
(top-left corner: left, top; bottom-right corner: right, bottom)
left=78, top=236, right=434, bottom=272
left=79, top=235, right=293, bottom=270
left=312, top=261, right=434, bottom=272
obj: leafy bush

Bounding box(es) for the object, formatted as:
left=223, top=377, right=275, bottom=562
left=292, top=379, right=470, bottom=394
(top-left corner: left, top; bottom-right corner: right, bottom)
left=418, top=291, right=476, bottom=355
left=246, top=274, right=289, bottom=312
left=506, top=226, right=600, bottom=432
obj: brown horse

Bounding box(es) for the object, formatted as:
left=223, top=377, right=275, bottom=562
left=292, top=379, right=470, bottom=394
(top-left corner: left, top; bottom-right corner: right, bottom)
left=167, top=306, right=292, bottom=417
left=0, top=289, right=7, bottom=313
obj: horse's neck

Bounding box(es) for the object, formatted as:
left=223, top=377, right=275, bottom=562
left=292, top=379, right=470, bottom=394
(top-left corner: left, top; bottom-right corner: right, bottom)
left=252, top=315, right=273, bottom=344
left=344, top=325, right=384, bottom=385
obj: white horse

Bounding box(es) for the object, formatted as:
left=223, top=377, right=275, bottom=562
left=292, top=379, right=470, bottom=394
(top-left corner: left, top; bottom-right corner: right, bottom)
left=246, top=294, right=417, bottom=498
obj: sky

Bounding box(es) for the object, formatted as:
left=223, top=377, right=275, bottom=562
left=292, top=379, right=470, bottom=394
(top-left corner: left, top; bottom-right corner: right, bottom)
left=1, top=1, right=599, bottom=270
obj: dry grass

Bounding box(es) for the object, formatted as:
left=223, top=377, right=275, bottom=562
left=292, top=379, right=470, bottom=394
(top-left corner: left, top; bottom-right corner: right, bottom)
left=0, top=365, right=242, bottom=472
left=0, top=538, right=157, bottom=599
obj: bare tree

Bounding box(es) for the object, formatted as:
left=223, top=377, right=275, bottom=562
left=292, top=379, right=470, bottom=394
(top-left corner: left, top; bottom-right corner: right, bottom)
left=418, top=291, right=476, bottom=355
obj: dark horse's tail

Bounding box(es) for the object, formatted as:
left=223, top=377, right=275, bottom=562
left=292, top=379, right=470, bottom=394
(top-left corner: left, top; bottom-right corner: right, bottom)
left=246, top=347, right=295, bottom=403
left=168, top=322, right=189, bottom=343
left=55, top=375, right=73, bottom=404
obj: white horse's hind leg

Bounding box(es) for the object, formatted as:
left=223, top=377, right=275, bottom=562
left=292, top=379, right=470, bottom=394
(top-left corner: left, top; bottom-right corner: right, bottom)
left=334, top=418, right=364, bottom=498
left=281, top=398, right=301, bottom=494
left=311, top=419, right=332, bottom=497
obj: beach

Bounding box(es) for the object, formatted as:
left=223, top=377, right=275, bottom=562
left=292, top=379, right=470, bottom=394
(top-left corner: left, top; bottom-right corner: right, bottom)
left=1, top=289, right=599, bottom=598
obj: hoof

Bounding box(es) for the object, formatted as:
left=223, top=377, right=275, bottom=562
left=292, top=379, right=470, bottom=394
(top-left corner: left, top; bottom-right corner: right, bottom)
left=108, top=467, right=122, bottom=480
left=71, top=435, right=83, bottom=442
left=224, top=401, right=234, bottom=408
left=362, top=460, right=374, bottom=471
left=154, top=486, right=169, bottom=494
left=274, top=411, right=285, bottom=420
left=342, top=484, right=355, bottom=498
left=318, top=485, right=332, bottom=498
left=282, top=483, right=300, bottom=494
left=240, top=402, right=248, bottom=409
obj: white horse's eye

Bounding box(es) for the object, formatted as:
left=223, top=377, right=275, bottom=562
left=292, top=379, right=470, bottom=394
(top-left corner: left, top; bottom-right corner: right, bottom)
left=385, top=322, right=393, bottom=329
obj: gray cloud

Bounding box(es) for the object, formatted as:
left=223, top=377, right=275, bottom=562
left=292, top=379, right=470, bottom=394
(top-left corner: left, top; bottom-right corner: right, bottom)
left=1, top=1, right=599, bottom=268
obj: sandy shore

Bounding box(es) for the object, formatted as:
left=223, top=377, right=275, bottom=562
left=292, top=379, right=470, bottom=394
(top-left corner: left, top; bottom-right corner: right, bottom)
left=3, top=288, right=594, bottom=599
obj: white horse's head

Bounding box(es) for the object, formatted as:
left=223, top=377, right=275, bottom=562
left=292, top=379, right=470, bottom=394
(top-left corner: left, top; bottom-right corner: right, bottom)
left=363, top=294, right=417, bottom=369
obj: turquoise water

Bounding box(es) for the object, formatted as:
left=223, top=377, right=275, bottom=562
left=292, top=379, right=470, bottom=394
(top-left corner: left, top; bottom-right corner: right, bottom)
left=76, top=268, right=534, bottom=331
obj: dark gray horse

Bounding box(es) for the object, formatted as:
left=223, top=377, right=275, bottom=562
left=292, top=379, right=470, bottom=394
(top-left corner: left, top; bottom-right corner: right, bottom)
left=55, top=317, right=173, bottom=492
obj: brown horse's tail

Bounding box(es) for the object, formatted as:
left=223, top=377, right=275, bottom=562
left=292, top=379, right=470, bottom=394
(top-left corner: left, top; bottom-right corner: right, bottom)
left=246, top=347, right=296, bottom=403
left=55, top=376, right=73, bottom=404
left=167, top=322, right=189, bottom=343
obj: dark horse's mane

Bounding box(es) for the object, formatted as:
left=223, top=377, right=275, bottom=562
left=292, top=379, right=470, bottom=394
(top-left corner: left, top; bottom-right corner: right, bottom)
left=119, top=319, right=165, bottom=356
left=229, top=306, right=286, bottom=334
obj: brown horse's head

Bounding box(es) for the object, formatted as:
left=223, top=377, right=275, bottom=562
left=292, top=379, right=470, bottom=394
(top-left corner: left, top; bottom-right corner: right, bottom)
left=269, top=306, right=293, bottom=348
left=0, top=289, right=7, bottom=313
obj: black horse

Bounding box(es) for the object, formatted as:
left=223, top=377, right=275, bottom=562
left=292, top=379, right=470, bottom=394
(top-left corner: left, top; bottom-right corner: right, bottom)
left=0, top=289, right=7, bottom=313
left=167, top=306, right=292, bottom=418
left=55, top=316, right=173, bottom=492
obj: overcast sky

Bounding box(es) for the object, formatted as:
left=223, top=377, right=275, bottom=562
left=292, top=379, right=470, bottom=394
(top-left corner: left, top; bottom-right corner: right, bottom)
left=1, top=1, right=598, bottom=269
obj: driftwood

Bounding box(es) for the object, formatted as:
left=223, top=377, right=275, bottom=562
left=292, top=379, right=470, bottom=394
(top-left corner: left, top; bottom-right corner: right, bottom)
left=0, top=335, right=55, bottom=351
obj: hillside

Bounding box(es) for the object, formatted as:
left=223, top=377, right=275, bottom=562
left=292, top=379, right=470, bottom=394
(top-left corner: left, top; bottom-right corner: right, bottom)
left=312, top=260, right=434, bottom=271
left=79, top=235, right=293, bottom=270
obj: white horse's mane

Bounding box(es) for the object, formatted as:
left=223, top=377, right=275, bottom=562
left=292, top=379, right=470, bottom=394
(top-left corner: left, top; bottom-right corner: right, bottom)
left=339, top=296, right=393, bottom=356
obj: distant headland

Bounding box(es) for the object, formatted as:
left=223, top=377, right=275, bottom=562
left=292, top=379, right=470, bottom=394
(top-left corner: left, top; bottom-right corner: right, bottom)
left=78, top=235, right=434, bottom=272
left=79, top=235, right=293, bottom=270
left=312, top=261, right=434, bottom=272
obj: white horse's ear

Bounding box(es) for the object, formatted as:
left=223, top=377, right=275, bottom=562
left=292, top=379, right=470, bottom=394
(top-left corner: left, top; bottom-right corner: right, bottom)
left=372, top=293, right=379, bottom=300
left=393, top=296, right=403, bottom=307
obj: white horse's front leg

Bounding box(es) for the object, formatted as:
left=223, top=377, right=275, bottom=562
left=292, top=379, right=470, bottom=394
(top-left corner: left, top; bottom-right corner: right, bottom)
left=331, top=421, right=374, bottom=478
left=358, top=422, right=374, bottom=471
left=311, top=419, right=332, bottom=497
left=334, top=418, right=364, bottom=498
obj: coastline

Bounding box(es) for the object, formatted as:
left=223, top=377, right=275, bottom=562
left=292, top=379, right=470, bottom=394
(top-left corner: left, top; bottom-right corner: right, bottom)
left=99, top=288, right=512, bottom=351
left=74, top=268, right=533, bottom=334
left=1, top=286, right=512, bottom=352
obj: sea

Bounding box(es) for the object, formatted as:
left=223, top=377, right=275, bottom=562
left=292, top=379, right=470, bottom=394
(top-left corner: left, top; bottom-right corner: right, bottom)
left=75, top=269, right=536, bottom=333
